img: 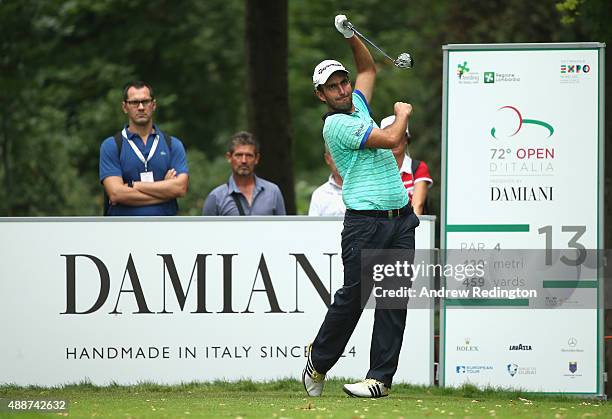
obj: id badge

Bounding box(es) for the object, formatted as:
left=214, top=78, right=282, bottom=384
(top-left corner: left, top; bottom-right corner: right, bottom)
left=140, top=171, right=154, bottom=182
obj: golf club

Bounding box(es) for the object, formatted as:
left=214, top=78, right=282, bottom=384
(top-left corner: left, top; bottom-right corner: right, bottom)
left=343, top=20, right=413, bottom=69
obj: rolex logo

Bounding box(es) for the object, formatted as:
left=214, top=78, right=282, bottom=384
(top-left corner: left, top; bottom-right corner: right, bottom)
left=456, top=338, right=478, bottom=352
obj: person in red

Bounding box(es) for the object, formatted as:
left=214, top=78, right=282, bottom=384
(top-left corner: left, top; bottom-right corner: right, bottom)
left=380, top=115, right=433, bottom=215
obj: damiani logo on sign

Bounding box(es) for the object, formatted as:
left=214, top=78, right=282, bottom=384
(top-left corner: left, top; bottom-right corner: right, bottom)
left=490, top=186, right=553, bottom=201
left=61, top=253, right=337, bottom=315
left=490, top=106, right=554, bottom=139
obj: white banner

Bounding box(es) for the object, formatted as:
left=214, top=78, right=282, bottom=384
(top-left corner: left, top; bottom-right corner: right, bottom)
left=0, top=216, right=435, bottom=386
left=441, top=44, right=604, bottom=395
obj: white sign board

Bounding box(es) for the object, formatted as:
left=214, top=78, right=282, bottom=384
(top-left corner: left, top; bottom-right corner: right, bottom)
left=441, top=43, right=604, bottom=395
left=0, top=216, right=435, bottom=386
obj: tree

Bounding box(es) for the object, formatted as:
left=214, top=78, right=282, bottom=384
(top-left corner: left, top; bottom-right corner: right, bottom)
left=0, top=0, right=246, bottom=216
left=557, top=0, right=612, bottom=398
left=244, top=0, right=296, bottom=214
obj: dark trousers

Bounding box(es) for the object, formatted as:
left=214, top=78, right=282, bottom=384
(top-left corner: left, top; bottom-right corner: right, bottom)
left=311, top=209, right=420, bottom=387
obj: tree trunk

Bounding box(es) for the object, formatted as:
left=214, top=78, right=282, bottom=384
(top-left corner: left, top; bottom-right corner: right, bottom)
left=244, top=0, right=295, bottom=214
left=1, top=110, right=12, bottom=216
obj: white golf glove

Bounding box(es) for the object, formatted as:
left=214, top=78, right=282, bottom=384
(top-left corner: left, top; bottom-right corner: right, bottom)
left=334, top=14, right=354, bottom=38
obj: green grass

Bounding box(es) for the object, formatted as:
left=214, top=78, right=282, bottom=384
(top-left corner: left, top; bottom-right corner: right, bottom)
left=0, top=379, right=608, bottom=418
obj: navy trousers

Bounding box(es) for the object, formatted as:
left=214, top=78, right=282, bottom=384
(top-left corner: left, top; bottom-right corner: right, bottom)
left=311, top=209, right=420, bottom=387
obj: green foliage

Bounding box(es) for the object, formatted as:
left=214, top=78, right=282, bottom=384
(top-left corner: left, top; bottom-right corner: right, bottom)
left=0, top=0, right=595, bottom=217
left=556, top=0, right=612, bottom=41
left=288, top=0, right=578, bottom=220
left=0, top=0, right=246, bottom=216
left=556, top=0, right=584, bottom=25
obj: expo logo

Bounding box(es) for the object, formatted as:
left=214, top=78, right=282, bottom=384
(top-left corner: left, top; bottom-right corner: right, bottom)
left=490, top=105, right=554, bottom=139
left=560, top=64, right=590, bottom=74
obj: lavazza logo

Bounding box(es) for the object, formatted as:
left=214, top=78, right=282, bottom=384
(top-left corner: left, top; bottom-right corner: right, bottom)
left=509, top=343, right=532, bottom=351
left=456, top=338, right=479, bottom=352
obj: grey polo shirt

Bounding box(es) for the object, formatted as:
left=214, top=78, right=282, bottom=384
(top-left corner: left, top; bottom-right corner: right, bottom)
left=202, top=175, right=286, bottom=216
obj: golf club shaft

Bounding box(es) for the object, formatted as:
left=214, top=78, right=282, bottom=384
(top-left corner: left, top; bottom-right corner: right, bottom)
left=345, top=22, right=395, bottom=64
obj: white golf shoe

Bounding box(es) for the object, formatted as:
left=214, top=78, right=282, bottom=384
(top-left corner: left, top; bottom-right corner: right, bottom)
left=302, top=345, right=325, bottom=396
left=343, top=378, right=389, bottom=398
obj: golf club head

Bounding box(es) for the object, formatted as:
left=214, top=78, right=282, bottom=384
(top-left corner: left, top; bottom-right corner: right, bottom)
left=394, top=53, right=413, bottom=69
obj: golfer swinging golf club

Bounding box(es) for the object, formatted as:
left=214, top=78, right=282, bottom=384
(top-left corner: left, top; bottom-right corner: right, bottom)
left=302, top=14, right=420, bottom=398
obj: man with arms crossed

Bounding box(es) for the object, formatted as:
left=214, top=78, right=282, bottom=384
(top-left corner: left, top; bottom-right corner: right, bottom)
left=302, top=15, right=419, bottom=398
left=100, top=81, right=189, bottom=216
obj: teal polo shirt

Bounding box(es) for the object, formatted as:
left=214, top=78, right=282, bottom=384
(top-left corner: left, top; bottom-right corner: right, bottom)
left=323, top=90, right=408, bottom=211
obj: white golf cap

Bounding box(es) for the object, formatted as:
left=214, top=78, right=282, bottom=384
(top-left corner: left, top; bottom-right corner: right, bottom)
left=380, top=115, right=411, bottom=138
left=312, top=60, right=349, bottom=88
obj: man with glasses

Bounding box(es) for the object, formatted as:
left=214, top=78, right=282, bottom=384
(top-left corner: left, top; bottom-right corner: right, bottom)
left=99, top=81, right=189, bottom=215
left=301, top=15, right=419, bottom=398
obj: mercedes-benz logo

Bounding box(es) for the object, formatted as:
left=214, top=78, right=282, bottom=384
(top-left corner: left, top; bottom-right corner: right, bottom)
left=568, top=337, right=578, bottom=347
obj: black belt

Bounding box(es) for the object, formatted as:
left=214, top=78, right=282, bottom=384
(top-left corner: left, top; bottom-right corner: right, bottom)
left=347, top=204, right=412, bottom=219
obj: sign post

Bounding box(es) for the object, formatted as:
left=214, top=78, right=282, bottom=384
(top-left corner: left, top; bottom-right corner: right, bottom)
left=441, top=43, right=605, bottom=396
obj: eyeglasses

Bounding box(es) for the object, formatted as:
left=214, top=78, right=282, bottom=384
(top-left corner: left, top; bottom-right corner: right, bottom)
left=125, top=99, right=154, bottom=107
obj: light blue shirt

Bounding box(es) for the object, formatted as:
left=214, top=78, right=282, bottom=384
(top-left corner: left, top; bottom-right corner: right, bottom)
left=323, top=90, right=408, bottom=211
left=202, top=175, right=286, bottom=215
